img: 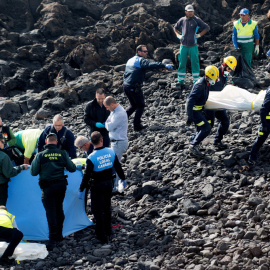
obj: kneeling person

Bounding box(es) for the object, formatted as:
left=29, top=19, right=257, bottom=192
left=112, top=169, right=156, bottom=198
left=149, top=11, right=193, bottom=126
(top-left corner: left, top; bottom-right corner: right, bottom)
left=30, top=133, right=76, bottom=250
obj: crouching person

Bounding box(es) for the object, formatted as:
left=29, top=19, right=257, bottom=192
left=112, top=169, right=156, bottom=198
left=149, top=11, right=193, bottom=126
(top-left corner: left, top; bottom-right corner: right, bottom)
left=0, top=206, right=23, bottom=266
left=78, top=131, right=126, bottom=244
left=30, top=133, right=76, bottom=251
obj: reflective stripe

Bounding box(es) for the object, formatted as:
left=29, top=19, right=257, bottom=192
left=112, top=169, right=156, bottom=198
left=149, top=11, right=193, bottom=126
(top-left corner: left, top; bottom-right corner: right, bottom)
left=237, top=39, right=254, bottom=43
left=238, top=35, right=253, bottom=38
left=178, top=72, right=186, bottom=75
left=258, top=131, right=264, bottom=135
left=192, top=73, right=200, bottom=76
left=266, top=116, right=270, bottom=119
left=208, top=120, right=211, bottom=123
left=197, top=121, right=205, bottom=126
left=193, top=105, right=203, bottom=111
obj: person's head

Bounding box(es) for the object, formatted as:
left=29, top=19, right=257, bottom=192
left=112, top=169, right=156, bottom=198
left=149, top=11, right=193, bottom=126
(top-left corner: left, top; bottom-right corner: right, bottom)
left=267, top=9, right=270, bottom=21
left=0, top=205, right=7, bottom=211
left=223, top=56, right=237, bottom=77
left=205, top=65, right=219, bottom=85
left=75, top=135, right=90, bottom=151
left=103, top=96, right=118, bottom=112
left=95, top=88, right=106, bottom=106
left=185, top=4, right=194, bottom=18
left=136, top=45, right=148, bottom=58
left=239, top=8, right=249, bottom=22
left=0, top=133, right=5, bottom=149
left=53, top=114, right=64, bottom=132
left=91, top=131, right=103, bottom=147
left=45, top=133, right=58, bottom=145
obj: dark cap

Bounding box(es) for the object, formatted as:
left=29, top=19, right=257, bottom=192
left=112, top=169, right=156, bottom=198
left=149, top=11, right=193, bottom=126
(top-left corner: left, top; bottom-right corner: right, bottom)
left=46, top=133, right=57, bottom=139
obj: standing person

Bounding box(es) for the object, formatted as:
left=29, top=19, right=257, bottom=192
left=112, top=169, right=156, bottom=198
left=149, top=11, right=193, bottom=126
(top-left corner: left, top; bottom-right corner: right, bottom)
left=248, top=83, right=270, bottom=165
left=15, top=129, right=42, bottom=164
left=84, top=88, right=110, bottom=147
left=174, top=4, right=210, bottom=88
left=37, top=114, right=76, bottom=159
left=31, top=133, right=76, bottom=251
left=186, top=65, right=219, bottom=157
left=0, top=206, right=23, bottom=266
left=78, top=131, right=126, bottom=244
left=103, top=96, right=128, bottom=191
left=232, top=8, right=260, bottom=67
left=123, top=44, right=173, bottom=131
left=205, top=56, right=237, bottom=149
left=0, top=133, right=29, bottom=206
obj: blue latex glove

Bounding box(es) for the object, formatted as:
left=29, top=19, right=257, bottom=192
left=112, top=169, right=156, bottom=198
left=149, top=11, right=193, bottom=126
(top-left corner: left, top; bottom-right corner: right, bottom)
left=76, top=164, right=82, bottom=171
left=78, top=191, right=83, bottom=200
left=165, top=64, right=174, bottom=70
left=267, top=49, right=270, bottom=57
left=96, top=122, right=105, bottom=128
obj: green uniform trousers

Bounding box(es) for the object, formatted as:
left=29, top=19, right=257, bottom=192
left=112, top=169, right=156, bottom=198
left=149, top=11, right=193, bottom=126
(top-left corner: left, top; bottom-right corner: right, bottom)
left=178, top=45, right=200, bottom=84
left=239, top=42, right=254, bottom=67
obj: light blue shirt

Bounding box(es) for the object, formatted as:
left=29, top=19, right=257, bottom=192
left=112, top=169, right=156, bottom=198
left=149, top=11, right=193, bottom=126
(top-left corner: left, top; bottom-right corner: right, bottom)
left=105, top=104, right=128, bottom=141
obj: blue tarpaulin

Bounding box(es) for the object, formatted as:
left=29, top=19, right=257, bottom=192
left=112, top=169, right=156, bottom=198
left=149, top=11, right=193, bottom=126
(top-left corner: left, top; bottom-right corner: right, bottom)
left=6, top=170, right=93, bottom=240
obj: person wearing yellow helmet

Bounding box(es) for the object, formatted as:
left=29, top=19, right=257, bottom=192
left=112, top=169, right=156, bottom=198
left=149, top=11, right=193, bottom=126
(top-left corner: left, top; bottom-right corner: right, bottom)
left=205, top=56, right=237, bottom=150
left=186, top=65, right=219, bottom=157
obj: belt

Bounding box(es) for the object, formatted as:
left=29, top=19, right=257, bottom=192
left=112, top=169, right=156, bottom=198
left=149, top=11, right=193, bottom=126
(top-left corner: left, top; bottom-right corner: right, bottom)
left=111, top=139, right=123, bottom=142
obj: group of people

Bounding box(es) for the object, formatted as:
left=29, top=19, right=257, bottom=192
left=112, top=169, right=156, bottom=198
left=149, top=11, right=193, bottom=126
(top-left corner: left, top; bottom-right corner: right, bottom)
left=0, top=4, right=269, bottom=266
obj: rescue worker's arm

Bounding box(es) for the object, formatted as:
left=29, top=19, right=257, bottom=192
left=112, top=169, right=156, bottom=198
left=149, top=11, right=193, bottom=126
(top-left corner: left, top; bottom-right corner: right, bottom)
left=1, top=155, right=25, bottom=178
left=260, top=91, right=270, bottom=127
left=196, top=17, right=210, bottom=37
left=37, top=127, right=48, bottom=152
left=84, top=102, right=96, bottom=128
left=65, top=130, right=77, bottom=159
left=232, top=27, right=239, bottom=49
left=30, top=154, right=41, bottom=176
left=79, top=158, right=94, bottom=192
left=7, top=128, right=16, bottom=147
left=63, top=151, right=76, bottom=172
left=253, top=26, right=260, bottom=45
left=105, top=112, right=125, bottom=132
left=113, top=156, right=125, bottom=180
left=140, top=58, right=165, bottom=70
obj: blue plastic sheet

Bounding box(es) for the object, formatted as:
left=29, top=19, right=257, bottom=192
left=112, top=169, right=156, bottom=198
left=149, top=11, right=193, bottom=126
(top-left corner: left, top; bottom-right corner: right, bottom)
left=6, top=170, right=93, bottom=240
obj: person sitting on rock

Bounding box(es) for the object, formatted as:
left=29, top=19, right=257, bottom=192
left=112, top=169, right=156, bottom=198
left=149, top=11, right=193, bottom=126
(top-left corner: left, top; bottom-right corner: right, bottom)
left=37, top=114, right=76, bottom=159
left=123, top=44, right=174, bottom=131
left=14, top=129, right=42, bottom=164
left=204, top=56, right=237, bottom=150
left=186, top=65, right=219, bottom=157
left=0, top=206, right=23, bottom=266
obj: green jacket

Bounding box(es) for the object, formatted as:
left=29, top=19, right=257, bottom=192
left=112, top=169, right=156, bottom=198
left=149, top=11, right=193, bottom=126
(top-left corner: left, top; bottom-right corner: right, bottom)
left=30, top=144, right=76, bottom=181
left=0, top=150, right=24, bottom=184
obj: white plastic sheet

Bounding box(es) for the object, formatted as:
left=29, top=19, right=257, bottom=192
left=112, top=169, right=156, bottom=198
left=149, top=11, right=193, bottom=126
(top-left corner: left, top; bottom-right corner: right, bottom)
left=205, top=85, right=266, bottom=111
left=0, top=242, right=48, bottom=260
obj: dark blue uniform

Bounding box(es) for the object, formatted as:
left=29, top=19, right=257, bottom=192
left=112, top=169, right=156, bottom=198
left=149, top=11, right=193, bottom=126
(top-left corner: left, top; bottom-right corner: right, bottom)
left=250, top=87, right=270, bottom=161
left=80, top=147, right=125, bottom=242
left=123, top=54, right=165, bottom=129
left=205, top=67, right=230, bottom=144
left=186, top=77, right=211, bottom=145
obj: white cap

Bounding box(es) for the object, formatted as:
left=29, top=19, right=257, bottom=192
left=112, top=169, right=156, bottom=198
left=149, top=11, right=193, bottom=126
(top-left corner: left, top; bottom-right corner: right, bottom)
left=185, top=4, right=194, bottom=11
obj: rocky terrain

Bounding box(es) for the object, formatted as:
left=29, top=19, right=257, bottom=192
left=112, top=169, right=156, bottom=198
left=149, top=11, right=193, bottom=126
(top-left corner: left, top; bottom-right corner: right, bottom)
left=2, top=0, right=270, bottom=269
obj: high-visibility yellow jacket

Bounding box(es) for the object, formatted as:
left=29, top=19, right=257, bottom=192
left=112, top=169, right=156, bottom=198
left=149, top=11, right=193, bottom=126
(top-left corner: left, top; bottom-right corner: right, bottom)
left=233, top=19, right=257, bottom=44
left=0, top=209, right=15, bottom=229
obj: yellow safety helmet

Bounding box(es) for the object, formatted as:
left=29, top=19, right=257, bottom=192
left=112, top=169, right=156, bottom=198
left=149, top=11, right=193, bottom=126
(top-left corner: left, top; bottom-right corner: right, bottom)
left=224, top=56, right=237, bottom=71
left=205, top=65, right=219, bottom=81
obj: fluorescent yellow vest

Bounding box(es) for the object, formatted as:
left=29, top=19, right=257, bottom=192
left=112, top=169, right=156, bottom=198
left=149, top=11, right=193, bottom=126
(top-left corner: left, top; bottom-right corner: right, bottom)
left=233, top=19, right=257, bottom=44
left=0, top=209, right=14, bottom=229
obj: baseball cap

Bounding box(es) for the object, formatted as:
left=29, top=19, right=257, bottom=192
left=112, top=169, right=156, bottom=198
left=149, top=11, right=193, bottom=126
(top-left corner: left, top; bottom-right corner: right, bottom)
left=239, top=8, right=249, bottom=15
left=185, top=5, right=194, bottom=12
left=46, top=133, right=57, bottom=139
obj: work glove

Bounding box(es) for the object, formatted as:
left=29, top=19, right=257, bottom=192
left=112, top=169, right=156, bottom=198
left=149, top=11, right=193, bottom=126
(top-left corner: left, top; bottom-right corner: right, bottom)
left=96, top=122, right=105, bottom=128
left=165, top=64, right=174, bottom=70
left=78, top=191, right=84, bottom=200
left=176, top=34, right=183, bottom=41
left=118, top=180, right=127, bottom=193
left=186, top=118, right=193, bottom=126
left=195, top=34, right=201, bottom=39
left=254, top=45, right=259, bottom=56
left=266, top=49, right=270, bottom=57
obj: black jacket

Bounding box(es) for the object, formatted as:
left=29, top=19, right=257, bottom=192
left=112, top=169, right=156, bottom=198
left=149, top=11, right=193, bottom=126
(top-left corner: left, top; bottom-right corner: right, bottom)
left=84, top=98, right=110, bottom=136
